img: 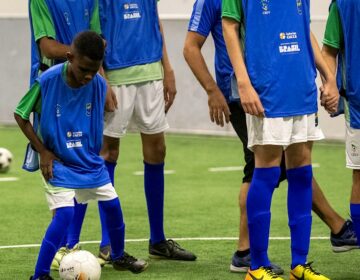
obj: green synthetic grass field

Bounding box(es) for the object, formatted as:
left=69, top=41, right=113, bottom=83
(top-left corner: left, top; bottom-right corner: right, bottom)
left=0, top=126, right=358, bottom=279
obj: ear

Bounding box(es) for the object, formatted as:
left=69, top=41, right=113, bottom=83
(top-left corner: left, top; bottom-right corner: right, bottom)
left=66, top=52, right=74, bottom=63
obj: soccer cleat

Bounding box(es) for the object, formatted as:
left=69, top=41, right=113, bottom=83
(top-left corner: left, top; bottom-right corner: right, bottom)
left=245, top=267, right=284, bottom=280
left=230, top=251, right=284, bottom=275
left=112, top=252, right=148, bottom=273
left=98, top=244, right=111, bottom=267
left=149, top=239, right=197, bottom=261
left=50, top=246, right=68, bottom=271
left=331, top=220, right=359, bottom=252
left=29, top=275, right=54, bottom=280
left=290, top=263, right=330, bottom=280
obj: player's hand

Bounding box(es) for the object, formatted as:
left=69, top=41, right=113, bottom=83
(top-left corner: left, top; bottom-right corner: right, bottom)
left=105, top=86, right=118, bottom=112
left=320, top=78, right=339, bottom=114
left=39, top=149, right=59, bottom=181
left=208, top=89, right=231, bottom=127
left=163, top=69, right=177, bottom=113
left=238, top=82, right=264, bottom=117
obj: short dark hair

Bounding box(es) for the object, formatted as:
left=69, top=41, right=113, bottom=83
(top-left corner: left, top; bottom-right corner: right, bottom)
left=73, top=31, right=105, bottom=61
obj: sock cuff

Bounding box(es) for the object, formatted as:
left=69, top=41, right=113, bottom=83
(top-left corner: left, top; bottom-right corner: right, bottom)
left=105, top=160, right=117, bottom=167
left=286, top=165, right=312, bottom=176
left=144, top=161, right=164, bottom=170
left=253, top=167, right=281, bottom=181
left=350, top=203, right=360, bottom=215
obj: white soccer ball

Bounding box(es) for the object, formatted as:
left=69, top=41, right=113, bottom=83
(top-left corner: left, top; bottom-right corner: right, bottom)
left=0, top=148, right=13, bottom=173
left=59, top=250, right=101, bottom=280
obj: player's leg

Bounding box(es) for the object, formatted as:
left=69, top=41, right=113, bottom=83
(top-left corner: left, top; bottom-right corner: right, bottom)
left=311, top=177, right=357, bottom=252
left=135, top=80, right=196, bottom=260
left=76, top=184, right=148, bottom=274
left=346, top=122, right=360, bottom=249
left=98, top=84, right=136, bottom=263
left=285, top=115, right=329, bottom=280
left=228, top=102, right=283, bottom=274
left=31, top=191, right=75, bottom=280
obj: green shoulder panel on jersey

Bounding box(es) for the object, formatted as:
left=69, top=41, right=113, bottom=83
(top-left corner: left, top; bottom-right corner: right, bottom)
left=30, top=0, right=56, bottom=42
left=222, top=0, right=243, bottom=23
left=14, top=82, right=42, bottom=121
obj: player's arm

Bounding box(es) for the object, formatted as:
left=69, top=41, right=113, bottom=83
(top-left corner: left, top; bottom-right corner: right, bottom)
left=183, top=32, right=230, bottom=126
left=310, top=31, right=339, bottom=113
left=222, top=17, right=264, bottom=117
left=14, top=84, right=58, bottom=180
left=157, top=11, right=177, bottom=113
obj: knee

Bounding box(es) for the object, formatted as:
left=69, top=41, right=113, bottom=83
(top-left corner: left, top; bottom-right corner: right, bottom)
left=101, top=138, right=120, bottom=162
left=144, top=142, right=166, bottom=163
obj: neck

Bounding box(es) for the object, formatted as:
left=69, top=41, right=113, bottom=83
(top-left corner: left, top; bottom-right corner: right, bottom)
left=66, top=63, right=81, bottom=88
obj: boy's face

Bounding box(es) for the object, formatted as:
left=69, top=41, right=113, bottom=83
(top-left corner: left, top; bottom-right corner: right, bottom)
left=67, top=52, right=102, bottom=86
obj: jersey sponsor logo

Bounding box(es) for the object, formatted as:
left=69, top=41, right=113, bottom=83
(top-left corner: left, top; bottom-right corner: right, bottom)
left=56, top=104, right=61, bottom=117
left=279, top=44, right=301, bottom=53
left=66, top=140, right=83, bottom=149
left=296, top=0, right=303, bottom=15
left=86, top=103, right=92, bottom=117
left=261, top=0, right=271, bottom=15
left=63, top=12, right=70, bottom=26
left=351, top=142, right=359, bottom=157
left=67, top=131, right=83, bottom=138
left=280, top=32, right=298, bottom=40
left=123, top=2, right=142, bottom=20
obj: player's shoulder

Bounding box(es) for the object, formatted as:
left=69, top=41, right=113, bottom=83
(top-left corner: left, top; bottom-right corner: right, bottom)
left=37, top=64, right=63, bottom=84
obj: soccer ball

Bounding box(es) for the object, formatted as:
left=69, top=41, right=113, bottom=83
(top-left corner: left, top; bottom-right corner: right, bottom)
left=0, top=148, right=13, bottom=173
left=59, top=250, right=101, bottom=280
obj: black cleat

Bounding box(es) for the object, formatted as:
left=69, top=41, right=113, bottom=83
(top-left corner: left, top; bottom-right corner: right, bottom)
left=112, top=252, right=148, bottom=273
left=149, top=239, right=197, bottom=261
left=331, top=220, right=359, bottom=252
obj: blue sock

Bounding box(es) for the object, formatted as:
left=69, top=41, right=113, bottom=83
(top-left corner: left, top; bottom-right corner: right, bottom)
left=33, top=207, right=74, bottom=279
left=99, top=161, right=117, bottom=248
left=66, top=199, right=87, bottom=248
left=247, top=167, right=280, bottom=270
left=98, top=198, right=125, bottom=260
left=350, top=203, right=360, bottom=246
left=144, top=162, right=166, bottom=244
left=287, top=165, right=313, bottom=269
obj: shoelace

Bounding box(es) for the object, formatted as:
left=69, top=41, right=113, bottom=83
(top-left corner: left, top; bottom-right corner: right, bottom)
left=167, top=239, right=185, bottom=251
left=303, top=262, right=321, bottom=276
left=263, top=266, right=280, bottom=279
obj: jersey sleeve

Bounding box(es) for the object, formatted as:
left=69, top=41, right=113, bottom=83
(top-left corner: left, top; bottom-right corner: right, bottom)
left=221, top=0, right=243, bottom=22
left=188, top=0, right=216, bottom=38
left=90, top=0, right=101, bottom=34
left=30, top=0, right=56, bottom=42
left=323, top=2, right=344, bottom=49
left=14, top=83, right=42, bottom=120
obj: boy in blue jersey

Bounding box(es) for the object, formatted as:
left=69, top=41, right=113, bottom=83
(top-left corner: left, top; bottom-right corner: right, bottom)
left=322, top=0, right=360, bottom=250
left=184, top=0, right=357, bottom=275
left=15, top=31, right=148, bottom=280
left=28, top=0, right=117, bottom=268
left=222, top=1, right=338, bottom=279
left=97, top=0, right=196, bottom=261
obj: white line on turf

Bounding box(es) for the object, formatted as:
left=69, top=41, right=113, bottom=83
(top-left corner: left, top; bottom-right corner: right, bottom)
left=0, top=177, right=19, bottom=182
left=133, top=170, right=175, bottom=176
left=0, top=236, right=329, bottom=250
left=209, top=166, right=244, bottom=172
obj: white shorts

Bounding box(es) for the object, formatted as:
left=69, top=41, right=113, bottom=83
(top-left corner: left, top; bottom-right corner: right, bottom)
left=45, top=183, right=118, bottom=210
left=104, top=80, right=169, bottom=138
left=246, top=113, right=324, bottom=150
left=345, top=122, right=360, bottom=169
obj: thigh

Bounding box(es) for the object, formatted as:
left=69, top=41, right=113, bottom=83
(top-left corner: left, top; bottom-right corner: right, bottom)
left=134, top=80, right=169, bottom=134
left=103, top=85, right=137, bottom=138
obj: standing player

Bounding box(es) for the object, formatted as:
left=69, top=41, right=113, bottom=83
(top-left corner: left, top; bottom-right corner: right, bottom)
left=222, top=0, right=337, bottom=279
left=97, top=0, right=196, bottom=261
left=15, top=31, right=147, bottom=280
left=322, top=0, right=360, bottom=251
left=28, top=0, right=114, bottom=269
left=184, top=0, right=357, bottom=275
